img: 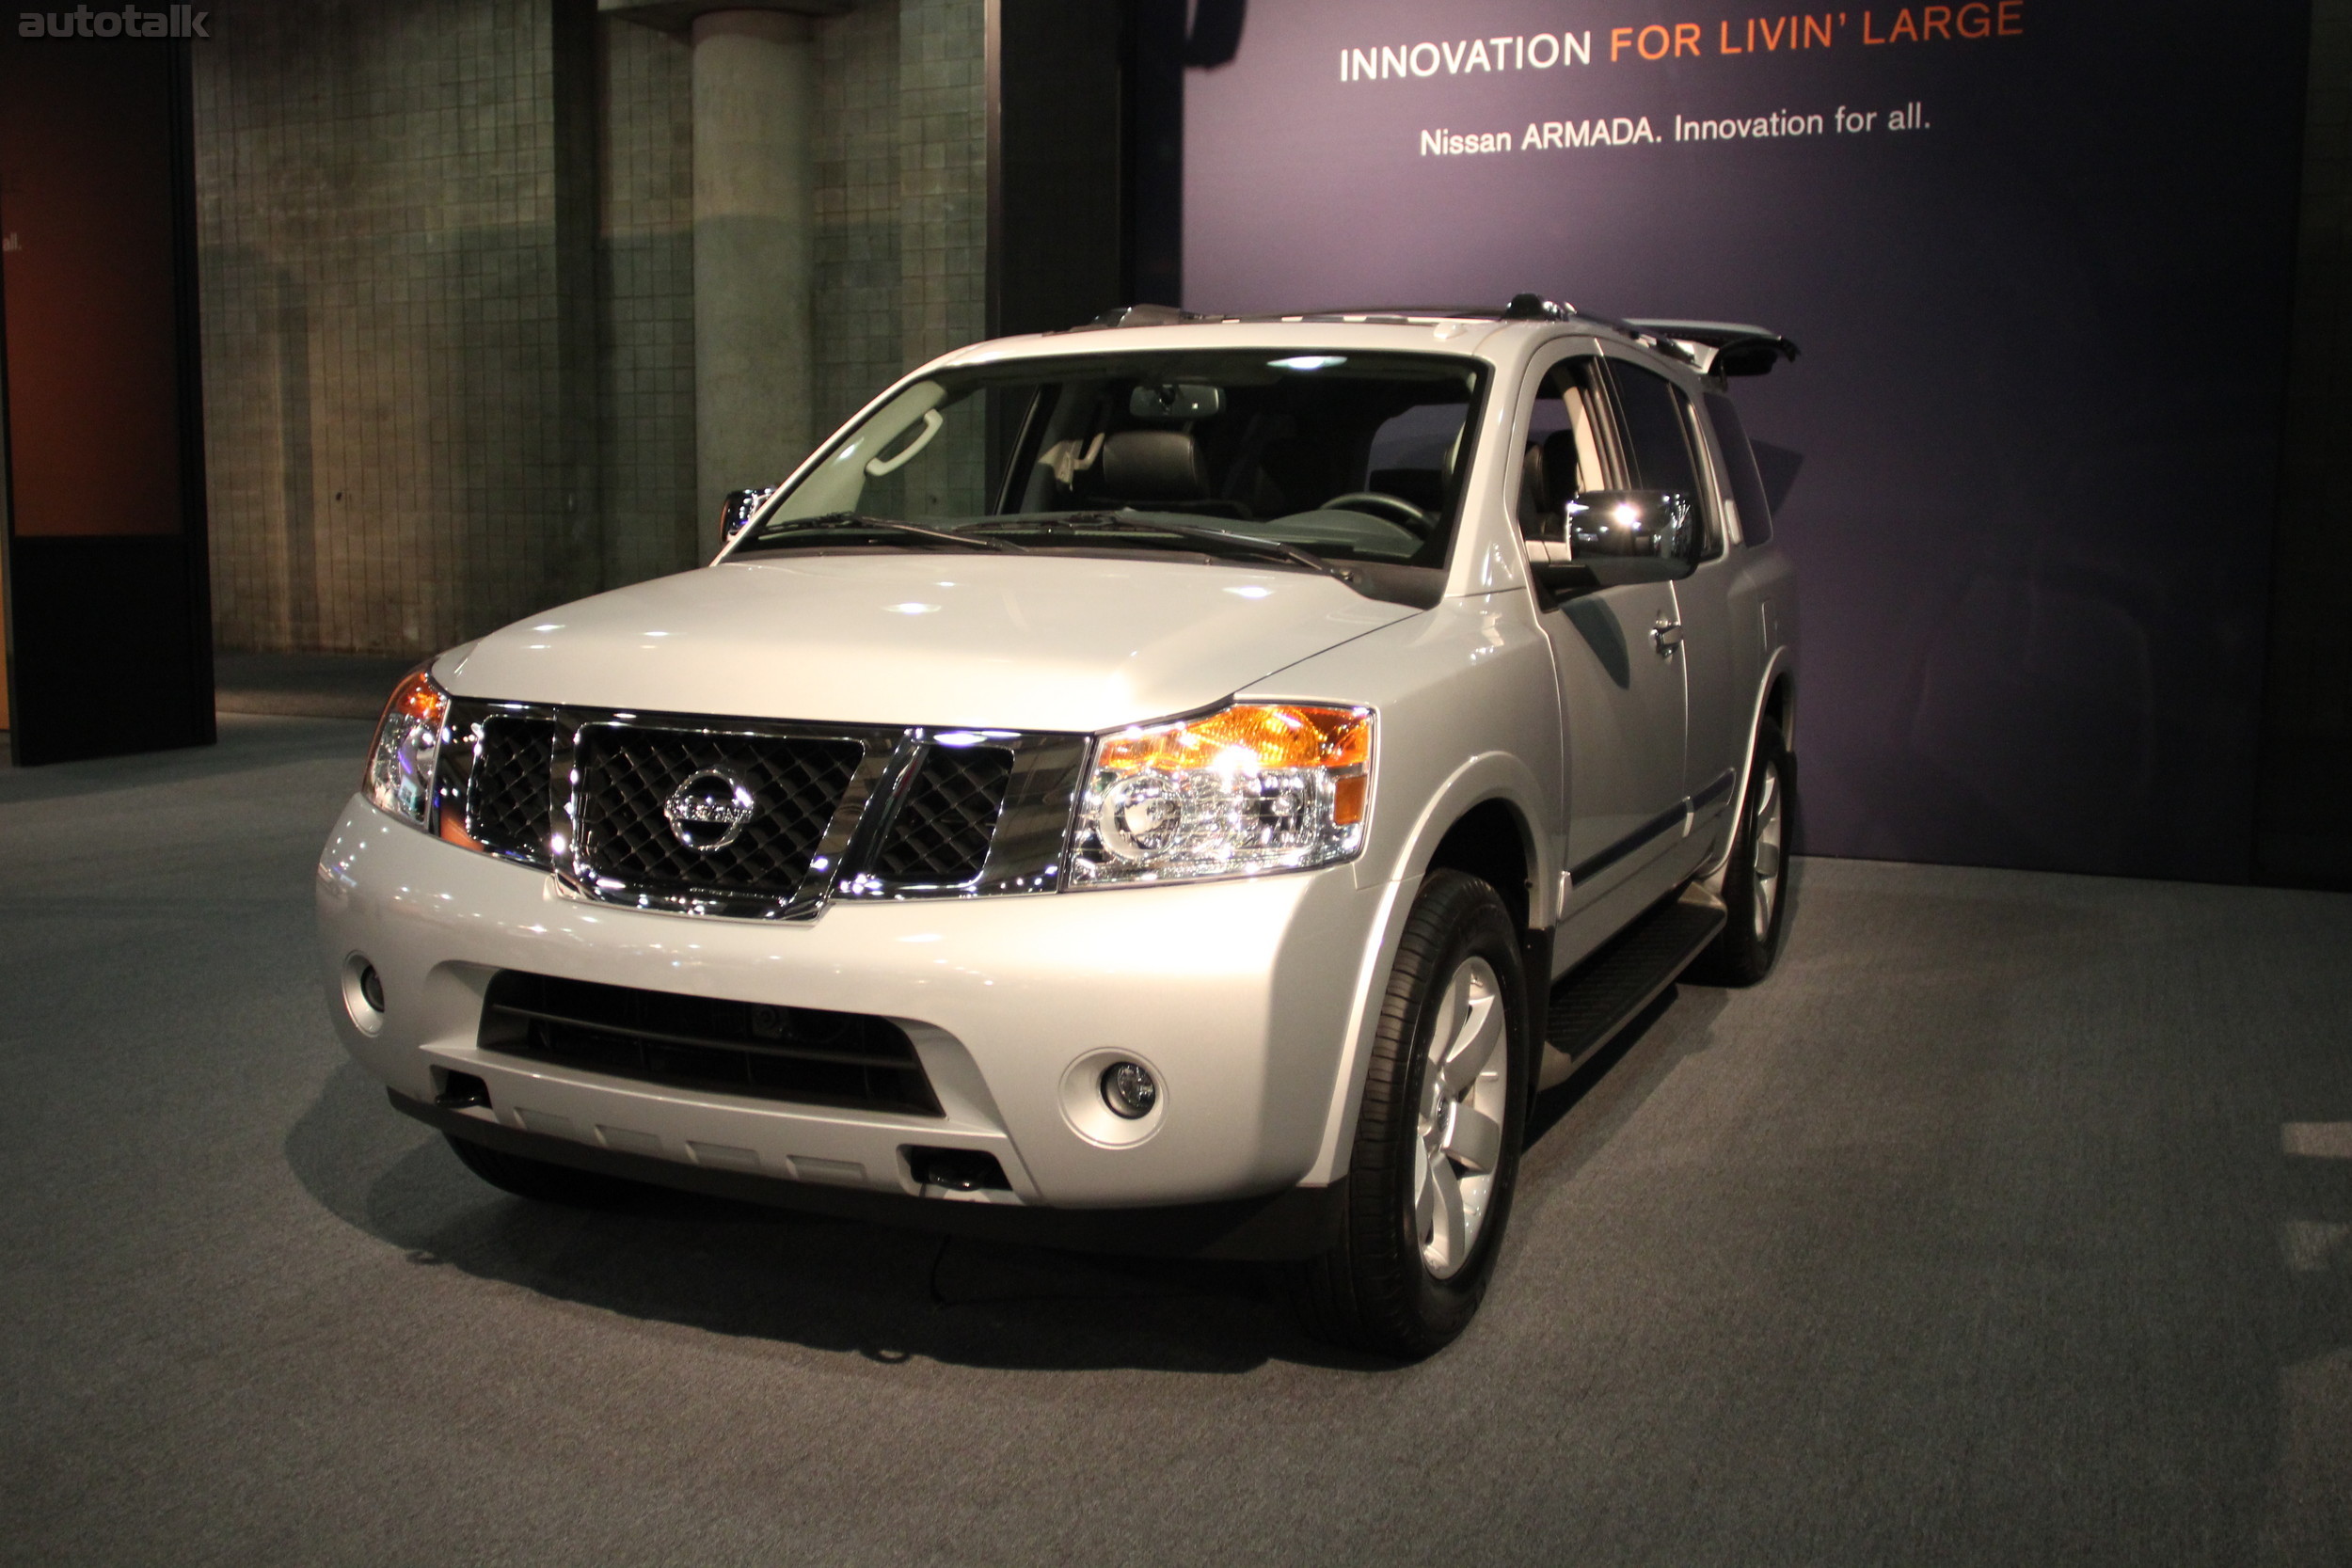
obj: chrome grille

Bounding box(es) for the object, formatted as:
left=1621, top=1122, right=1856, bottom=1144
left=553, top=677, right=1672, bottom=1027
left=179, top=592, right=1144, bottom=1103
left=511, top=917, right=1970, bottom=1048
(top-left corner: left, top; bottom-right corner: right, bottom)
left=573, top=725, right=865, bottom=905
left=429, top=704, right=1088, bottom=919
left=874, top=745, right=1014, bottom=885
left=466, top=715, right=558, bottom=862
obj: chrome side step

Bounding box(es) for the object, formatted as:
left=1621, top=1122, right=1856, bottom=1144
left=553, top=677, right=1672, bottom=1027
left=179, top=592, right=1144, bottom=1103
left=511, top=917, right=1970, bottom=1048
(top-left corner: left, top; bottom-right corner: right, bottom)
left=1539, top=889, right=1725, bottom=1085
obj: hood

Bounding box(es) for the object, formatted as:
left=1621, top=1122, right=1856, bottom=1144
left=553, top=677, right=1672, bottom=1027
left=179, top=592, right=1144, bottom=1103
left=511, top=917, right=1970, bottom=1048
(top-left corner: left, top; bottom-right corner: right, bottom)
left=439, top=553, right=1417, bottom=732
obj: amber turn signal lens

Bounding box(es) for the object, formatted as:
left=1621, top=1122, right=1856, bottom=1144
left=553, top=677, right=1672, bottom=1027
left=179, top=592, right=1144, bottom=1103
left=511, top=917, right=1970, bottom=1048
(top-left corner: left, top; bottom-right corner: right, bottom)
left=365, top=669, right=452, bottom=828
left=1093, top=704, right=1372, bottom=776
left=1333, top=773, right=1368, bottom=827
left=1074, top=703, right=1375, bottom=885
left=381, top=671, right=451, bottom=732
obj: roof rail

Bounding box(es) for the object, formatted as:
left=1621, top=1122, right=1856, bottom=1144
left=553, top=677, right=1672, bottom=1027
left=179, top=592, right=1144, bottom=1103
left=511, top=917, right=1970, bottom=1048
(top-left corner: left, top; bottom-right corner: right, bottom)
left=1068, top=303, right=1216, bottom=331
left=1274, top=306, right=1497, bottom=321
left=1273, top=297, right=1609, bottom=326
left=1055, top=298, right=1717, bottom=352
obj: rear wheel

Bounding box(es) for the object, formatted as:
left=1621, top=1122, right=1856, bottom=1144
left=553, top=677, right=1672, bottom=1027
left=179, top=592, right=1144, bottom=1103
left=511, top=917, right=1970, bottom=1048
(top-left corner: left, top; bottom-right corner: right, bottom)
left=1284, top=870, right=1529, bottom=1359
left=1691, top=718, right=1791, bottom=986
left=444, top=1132, right=639, bottom=1207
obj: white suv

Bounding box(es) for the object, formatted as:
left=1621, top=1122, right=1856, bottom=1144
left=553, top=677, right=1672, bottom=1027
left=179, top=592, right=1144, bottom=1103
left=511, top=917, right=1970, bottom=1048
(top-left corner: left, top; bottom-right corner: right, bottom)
left=318, top=297, right=1799, bottom=1357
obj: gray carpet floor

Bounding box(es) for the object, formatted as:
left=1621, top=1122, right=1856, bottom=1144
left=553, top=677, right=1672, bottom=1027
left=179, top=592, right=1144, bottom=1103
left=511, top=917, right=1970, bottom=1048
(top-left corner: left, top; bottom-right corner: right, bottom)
left=3, top=717, right=2349, bottom=1565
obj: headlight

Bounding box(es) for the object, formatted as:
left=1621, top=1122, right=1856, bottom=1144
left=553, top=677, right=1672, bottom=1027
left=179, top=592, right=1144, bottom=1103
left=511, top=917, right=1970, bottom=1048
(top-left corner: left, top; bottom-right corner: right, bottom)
left=1073, top=703, right=1373, bottom=886
left=365, top=670, right=450, bottom=828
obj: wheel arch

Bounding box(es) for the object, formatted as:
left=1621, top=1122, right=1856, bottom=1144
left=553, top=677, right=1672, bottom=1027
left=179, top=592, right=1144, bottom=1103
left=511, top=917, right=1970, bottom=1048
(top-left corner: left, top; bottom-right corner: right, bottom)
left=1424, top=800, right=1538, bottom=932
left=1700, top=652, right=1797, bottom=884
left=1309, top=755, right=1552, bottom=1187
left=1373, top=750, right=1553, bottom=929
left=1761, top=665, right=1796, bottom=754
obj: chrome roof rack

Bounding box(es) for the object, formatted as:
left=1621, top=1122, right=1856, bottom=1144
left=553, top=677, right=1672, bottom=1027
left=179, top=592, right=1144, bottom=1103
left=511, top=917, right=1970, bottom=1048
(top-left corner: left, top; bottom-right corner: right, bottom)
left=1055, top=298, right=1796, bottom=376
left=1066, top=295, right=1601, bottom=330
left=1067, top=303, right=1219, bottom=330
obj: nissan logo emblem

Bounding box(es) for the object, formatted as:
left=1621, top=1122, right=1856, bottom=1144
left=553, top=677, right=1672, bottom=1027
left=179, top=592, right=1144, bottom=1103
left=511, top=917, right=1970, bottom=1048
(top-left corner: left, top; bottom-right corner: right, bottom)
left=663, top=769, right=757, bottom=851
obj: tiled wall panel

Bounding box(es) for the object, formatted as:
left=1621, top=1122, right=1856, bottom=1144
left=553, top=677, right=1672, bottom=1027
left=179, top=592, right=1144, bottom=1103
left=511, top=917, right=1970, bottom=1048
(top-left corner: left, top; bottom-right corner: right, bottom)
left=893, top=0, right=988, bottom=518
left=595, top=15, right=697, bottom=592
left=196, top=0, right=989, bottom=657
left=197, top=0, right=579, bottom=655
left=814, top=1, right=904, bottom=436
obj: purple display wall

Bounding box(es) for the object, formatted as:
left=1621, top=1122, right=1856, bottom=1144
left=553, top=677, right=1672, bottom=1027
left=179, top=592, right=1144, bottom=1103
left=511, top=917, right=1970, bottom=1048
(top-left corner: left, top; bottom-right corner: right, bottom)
left=1181, top=0, right=2310, bottom=881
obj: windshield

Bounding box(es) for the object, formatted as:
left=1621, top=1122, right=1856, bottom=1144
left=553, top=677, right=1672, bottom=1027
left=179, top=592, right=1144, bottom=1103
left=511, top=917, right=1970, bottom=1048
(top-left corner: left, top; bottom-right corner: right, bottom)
left=727, top=350, right=1488, bottom=581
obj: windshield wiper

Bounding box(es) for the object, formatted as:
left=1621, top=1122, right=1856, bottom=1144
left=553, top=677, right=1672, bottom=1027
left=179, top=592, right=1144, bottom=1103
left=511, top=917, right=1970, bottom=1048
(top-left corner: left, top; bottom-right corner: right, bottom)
left=745, top=511, right=1027, bottom=554
left=975, top=512, right=1356, bottom=585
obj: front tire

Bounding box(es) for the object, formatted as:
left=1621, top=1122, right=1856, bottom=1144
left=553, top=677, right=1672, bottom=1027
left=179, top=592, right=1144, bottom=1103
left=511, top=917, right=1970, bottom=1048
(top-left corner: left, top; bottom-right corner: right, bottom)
left=1284, top=870, right=1529, bottom=1359
left=1691, top=718, right=1791, bottom=986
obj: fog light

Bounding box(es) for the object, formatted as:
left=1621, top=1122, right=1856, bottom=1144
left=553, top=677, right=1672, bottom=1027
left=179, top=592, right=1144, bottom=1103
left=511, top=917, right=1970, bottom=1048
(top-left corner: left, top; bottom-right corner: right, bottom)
left=1101, top=1060, right=1158, bottom=1119
left=339, top=954, right=388, bottom=1037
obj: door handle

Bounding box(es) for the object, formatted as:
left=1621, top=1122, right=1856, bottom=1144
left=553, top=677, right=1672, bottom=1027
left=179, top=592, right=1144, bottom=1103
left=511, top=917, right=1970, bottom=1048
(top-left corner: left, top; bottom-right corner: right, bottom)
left=1651, top=616, right=1683, bottom=656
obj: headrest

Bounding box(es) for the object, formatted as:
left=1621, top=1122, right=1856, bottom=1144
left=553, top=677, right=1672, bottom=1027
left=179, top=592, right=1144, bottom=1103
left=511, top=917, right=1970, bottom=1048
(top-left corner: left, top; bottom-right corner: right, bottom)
left=1540, top=430, right=1583, bottom=508
left=1518, top=442, right=1546, bottom=513
left=1097, top=429, right=1207, bottom=503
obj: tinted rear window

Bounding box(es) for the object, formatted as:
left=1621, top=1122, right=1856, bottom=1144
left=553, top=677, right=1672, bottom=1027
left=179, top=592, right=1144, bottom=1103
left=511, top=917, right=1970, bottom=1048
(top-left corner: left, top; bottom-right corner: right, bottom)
left=1702, top=390, right=1772, bottom=546
left=1610, top=361, right=1701, bottom=499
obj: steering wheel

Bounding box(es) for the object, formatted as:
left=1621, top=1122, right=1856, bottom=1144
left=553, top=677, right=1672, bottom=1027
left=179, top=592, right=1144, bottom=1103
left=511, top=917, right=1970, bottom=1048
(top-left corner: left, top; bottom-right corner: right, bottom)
left=1323, top=491, right=1434, bottom=538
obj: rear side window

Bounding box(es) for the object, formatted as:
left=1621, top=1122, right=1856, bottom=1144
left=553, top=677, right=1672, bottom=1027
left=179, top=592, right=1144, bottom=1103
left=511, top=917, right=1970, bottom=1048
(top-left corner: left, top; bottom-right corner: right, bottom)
left=1608, top=361, right=1701, bottom=499
left=1702, top=389, right=1773, bottom=546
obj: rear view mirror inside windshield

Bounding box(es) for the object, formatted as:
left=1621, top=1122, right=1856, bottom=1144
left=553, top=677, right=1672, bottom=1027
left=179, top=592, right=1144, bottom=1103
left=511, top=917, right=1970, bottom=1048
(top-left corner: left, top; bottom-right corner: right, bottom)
left=1130, top=383, right=1224, bottom=420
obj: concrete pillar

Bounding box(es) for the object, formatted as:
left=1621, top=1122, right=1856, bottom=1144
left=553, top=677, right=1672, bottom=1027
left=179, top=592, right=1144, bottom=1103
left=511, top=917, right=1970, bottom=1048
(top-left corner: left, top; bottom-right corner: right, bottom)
left=690, top=10, right=817, bottom=557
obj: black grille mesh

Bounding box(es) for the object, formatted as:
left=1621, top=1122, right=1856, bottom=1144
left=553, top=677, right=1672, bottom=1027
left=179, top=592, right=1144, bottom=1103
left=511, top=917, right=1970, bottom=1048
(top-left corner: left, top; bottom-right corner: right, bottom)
left=575, top=726, right=862, bottom=900
left=481, top=970, right=942, bottom=1117
left=876, top=746, right=1014, bottom=884
left=467, top=716, right=559, bottom=863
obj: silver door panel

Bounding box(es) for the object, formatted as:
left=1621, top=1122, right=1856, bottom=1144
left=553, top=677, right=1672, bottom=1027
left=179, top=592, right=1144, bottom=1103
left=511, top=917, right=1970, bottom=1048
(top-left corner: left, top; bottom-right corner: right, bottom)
left=1547, top=578, right=1690, bottom=949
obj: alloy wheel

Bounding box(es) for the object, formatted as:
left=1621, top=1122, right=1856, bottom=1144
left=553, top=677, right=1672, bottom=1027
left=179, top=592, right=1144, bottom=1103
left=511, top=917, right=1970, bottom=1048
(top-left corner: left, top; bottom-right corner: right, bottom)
left=1413, top=956, right=1511, bottom=1279
left=1750, top=760, right=1785, bottom=942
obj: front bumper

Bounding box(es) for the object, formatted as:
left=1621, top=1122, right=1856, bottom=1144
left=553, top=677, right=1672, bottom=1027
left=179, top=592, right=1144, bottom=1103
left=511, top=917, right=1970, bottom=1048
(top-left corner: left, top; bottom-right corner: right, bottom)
left=391, top=1092, right=1350, bottom=1259
left=316, top=796, right=1394, bottom=1226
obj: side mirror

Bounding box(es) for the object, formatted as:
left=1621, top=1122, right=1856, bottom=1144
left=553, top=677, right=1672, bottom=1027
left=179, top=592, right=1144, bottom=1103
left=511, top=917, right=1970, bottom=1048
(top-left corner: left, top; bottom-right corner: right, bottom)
left=1565, top=489, right=1695, bottom=562
left=720, top=485, right=780, bottom=542
left=1527, top=490, right=1698, bottom=596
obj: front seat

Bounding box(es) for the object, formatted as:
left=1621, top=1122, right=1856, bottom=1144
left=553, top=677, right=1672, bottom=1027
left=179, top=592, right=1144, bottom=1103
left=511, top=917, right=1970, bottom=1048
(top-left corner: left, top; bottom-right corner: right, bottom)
left=1540, top=429, right=1585, bottom=502
left=1518, top=440, right=1564, bottom=537
left=1092, top=429, right=1210, bottom=507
